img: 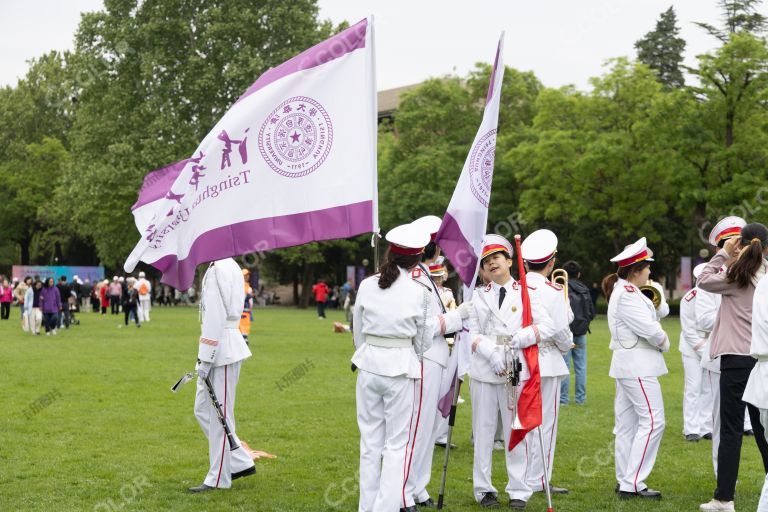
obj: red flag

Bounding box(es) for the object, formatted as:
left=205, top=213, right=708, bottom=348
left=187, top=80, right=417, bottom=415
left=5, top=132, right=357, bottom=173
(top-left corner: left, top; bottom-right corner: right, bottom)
left=508, top=235, right=543, bottom=450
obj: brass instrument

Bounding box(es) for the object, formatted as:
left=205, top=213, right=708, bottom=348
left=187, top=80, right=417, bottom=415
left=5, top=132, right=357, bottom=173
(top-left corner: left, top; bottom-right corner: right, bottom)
left=551, top=268, right=569, bottom=301
left=640, top=280, right=662, bottom=309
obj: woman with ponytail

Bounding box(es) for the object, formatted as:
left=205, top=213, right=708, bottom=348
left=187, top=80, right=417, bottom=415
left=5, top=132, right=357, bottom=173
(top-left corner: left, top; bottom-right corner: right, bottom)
left=603, top=238, right=669, bottom=500
left=698, top=223, right=768, bottom=512
left=352, top=223, right=461, bottom=512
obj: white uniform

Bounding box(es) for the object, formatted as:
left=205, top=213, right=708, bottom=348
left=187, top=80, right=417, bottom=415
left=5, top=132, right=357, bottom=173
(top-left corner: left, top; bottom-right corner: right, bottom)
left=432, top=286, right=457, bottom=445
left=608, top=279, right=669, bottom=493
left=679, top=288, right=715, bottom=437
left=467, top=279, right=563, bottom=503
left=744, top=275, right=768, bottom=511
left=136, top=277, right=152, bottom=322
left=193, top=259, right=254, bottom=489
left=404, top=265, right=463, bottom=506
left=352, top=268, right=437, bottom=512
left=524, top=272, right=573, bottom=491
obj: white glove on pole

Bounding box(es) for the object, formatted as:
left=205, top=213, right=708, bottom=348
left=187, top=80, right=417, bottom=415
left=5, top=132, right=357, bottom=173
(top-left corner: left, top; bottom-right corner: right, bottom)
left=198, top=361, right=212, bottom=380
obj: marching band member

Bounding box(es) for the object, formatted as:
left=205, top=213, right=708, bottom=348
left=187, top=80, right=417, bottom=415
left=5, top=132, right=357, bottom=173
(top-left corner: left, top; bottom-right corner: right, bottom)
left=403, top=215, right=468, bottom=509
left=679, top=263, right=715, bottom=442
left=603, top=238, right=668, bottom=500
left=745, top=268, right=768, bottom=512
left=352, top=223, right=468, bottom=512
left=521, top=229, right=574, bottom=495
left=189, top=258, right=255, bottom=493
left=699, top=223, right=768, bottom=512
left=467, top=234, right=562, bottom=509
left=699, top=216, right=746, bottom=476
left=430, top=259, right=458, bottom=448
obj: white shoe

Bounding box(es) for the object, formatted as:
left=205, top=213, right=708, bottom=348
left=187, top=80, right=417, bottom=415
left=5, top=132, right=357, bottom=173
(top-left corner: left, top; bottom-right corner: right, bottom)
left=457, top=395, right=465, bottom=404
left=52, top=329, right=58, bottom=335
left=493, top=440, right=505, bottom=451
left=46, top=332, right=50, bottom=336
left=700, top=499, right=734, bottom=511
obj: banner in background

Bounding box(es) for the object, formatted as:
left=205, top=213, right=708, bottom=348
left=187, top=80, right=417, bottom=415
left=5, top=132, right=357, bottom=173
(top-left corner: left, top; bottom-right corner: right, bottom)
left=12, top=266, right=105, bottom=284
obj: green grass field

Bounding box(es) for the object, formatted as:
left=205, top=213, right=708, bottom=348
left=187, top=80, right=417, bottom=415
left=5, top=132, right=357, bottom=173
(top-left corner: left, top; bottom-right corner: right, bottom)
left=1, top=306, right=764, bottom=511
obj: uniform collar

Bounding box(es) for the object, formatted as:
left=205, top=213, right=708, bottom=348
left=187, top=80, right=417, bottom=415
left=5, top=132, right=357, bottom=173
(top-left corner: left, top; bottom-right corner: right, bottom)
left=526, top=272, right=548, bottom=284
left=490, top=278, right=514, bottom=294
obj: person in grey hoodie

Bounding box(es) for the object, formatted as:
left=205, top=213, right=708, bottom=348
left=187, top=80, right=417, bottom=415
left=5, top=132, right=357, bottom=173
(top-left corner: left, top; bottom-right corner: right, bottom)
left=698, top=223, right=768, bottom=512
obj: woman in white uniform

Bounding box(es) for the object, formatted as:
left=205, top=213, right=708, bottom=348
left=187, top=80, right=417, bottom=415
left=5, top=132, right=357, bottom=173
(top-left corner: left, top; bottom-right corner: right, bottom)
left=352, top=222, right=468, bottom=512
left=602, top=238, right=669, bottom=500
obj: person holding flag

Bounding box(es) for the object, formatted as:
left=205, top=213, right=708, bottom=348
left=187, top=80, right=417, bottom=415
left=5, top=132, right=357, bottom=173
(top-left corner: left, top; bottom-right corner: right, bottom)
left=602, top=238, right=669, bottom=500
left=465, top=234, right=557, bottom=509
left=352, top=222, right=469, bottom=512
left=521, top=229, right=574, bottom=496
left=403, top=215, right=469, bottom=509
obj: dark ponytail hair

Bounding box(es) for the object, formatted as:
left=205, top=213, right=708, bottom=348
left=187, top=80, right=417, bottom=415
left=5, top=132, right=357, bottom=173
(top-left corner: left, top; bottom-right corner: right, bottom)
left=602, top=260, right=651, bottom=302
left=378, top=249, right=423, bottom=289
left=727, top=223, right=768, bottom=288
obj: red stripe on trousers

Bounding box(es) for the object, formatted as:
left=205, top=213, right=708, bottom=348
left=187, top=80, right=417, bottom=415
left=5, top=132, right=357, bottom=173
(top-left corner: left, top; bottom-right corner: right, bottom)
left=215, top=366, right=228, bottom=488
left=402, top=378, right=417, bottom=507
left=541, top=381, right=558, bottom=490
left=403, top=363, right=424, bottom=507
left=634, top=378, right=654, bottom=493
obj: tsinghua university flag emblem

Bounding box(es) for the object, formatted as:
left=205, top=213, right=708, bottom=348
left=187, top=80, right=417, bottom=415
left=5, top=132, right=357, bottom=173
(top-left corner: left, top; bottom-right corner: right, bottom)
left=126, top=18, right=377, bottom=290
left=259, top=96, right=333, bottom=178
left=468, top=129, right=496, bottom=207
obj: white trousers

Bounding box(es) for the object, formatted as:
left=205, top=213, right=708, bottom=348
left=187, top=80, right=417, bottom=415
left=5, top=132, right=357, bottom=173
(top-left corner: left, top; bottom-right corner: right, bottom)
left=614, top=377, right=665, bottom=492
left=193, top=362, right=253, bottom=488
left=759, top=409, right=768, bottom=512
left=357, top=370, right=416, bottom=512
left=471, top=380, right=531, bottom=502
left=682, top=355, right=714, bottom=436
left=138, top=299, right=151, bottom=322
left=404, top=359, right=443, bottom=505
left=526, top=375, right=562, bottom=490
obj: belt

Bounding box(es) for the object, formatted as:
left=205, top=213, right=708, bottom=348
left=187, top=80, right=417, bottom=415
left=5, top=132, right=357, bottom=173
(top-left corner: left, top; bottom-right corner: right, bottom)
left=495, top=335, right=511, bottom=346
left=539, top=340, right=556, bottom=349
left=365, top=335, right=412, bottom=348
left=757, top=355, right=768, bottom=363
left=225, top=319, right=240, bottom=329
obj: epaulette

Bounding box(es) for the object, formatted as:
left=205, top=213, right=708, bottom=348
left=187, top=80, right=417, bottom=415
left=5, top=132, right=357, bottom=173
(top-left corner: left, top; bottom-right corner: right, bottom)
left=684, top=290, right=697, bottom=302
left=546, top=281, right=563, bottom=291
left=527, top=284, right=537, bottom=291
left=484, top=283, right=492, bottom=292
left=512, top=281, right=519, bottom=290
left=411, top=268, right=422, bottom=279
left=624, top=285, right=636, bottom=293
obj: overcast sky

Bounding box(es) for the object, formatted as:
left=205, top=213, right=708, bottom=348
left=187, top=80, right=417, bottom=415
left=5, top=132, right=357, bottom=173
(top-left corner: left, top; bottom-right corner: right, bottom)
left=0, top=0, right=728, bottom=91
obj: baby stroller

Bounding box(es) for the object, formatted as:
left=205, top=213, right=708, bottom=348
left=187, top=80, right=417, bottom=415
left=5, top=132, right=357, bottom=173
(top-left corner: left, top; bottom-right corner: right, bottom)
left=65, top=291, right=80, bottom=326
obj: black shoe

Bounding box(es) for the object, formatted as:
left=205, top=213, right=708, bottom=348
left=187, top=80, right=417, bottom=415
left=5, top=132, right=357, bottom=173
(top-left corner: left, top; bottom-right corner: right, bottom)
left=685, top=434, right=701, bottom=442
left=745, top=429, right=755, bottom=436
left=188, top=484, right=216, bottom=493
left=479, top=492, right=500, bottom=508
left=618, top=488, right=662, bottom=500
left=416, top=498, right=436, bottom=508
left=534, top=485, right=569, bottom=494
left=434, top=441, right=457, bottom=449
left=399, top=507, right=417, bottom=512
left=615, top=483, right=620, bottom=493
left=702, top=432, right=713, bottom=440
left=508, top=499, right=527, bottom=509
left=232, top=465, right=256, bottom=480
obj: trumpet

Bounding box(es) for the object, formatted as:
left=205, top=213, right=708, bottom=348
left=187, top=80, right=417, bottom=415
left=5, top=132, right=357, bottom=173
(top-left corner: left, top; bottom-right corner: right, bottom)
left=640, top=281, right=662, bottom=309
left=551, top=268, right=569, bottom=301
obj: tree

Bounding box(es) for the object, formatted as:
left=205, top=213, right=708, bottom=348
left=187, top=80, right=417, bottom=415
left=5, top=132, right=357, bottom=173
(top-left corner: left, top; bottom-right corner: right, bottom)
left=696, top=0, right=767, bottom=41
left=635, top=6, right=686, bottom=88
left=58, top=0, right=343, bottom=270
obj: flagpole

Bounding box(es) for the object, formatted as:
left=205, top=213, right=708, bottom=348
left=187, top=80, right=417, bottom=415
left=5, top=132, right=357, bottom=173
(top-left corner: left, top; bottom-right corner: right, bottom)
left=436, top=365, right=462, bottom=510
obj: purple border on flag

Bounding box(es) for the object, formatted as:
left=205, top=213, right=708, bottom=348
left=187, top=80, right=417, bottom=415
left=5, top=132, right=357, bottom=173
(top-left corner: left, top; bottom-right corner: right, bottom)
left=485, top=39, right=502, bottom=105
left=132, top=159, right=189, bottom=211
left=150, top=200, right=373, bottom=289
left=236, top=18, right=368, bottom=105
left=436, top=212, right=478, bottom=287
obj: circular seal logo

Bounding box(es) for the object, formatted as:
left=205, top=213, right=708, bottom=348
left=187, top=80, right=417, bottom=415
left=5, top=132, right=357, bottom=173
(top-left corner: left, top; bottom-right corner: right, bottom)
left=468, top=129, right=496, bottom=207
left=258, top=96, right=333, bottom=178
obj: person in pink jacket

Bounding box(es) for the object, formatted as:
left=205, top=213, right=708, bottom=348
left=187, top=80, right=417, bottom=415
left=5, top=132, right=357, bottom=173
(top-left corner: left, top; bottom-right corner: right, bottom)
left=0, top=278, right=13, bottom=320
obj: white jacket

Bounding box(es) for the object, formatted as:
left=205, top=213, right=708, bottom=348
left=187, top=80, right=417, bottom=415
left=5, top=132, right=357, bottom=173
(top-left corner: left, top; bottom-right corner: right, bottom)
left=467, top=279, right=562, bottom=384
left=744, top=274, right=768, bottom=409
left=678, top=288, right=707, bottom=359
left=198, top=259, right=252, bottom=367
left=526, top=272, right=573, bottom=377
left=412, top=264, right=464, bottom=368
left=352, top=268, right=434, bottom=379
left=608, top=278, right=669, bottom=379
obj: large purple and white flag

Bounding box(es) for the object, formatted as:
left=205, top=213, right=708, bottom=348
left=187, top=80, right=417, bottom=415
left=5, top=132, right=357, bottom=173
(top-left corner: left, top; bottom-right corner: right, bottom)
left=435, top=33, right=504, bottom=299
left=126, top=18, right=378, bottom=289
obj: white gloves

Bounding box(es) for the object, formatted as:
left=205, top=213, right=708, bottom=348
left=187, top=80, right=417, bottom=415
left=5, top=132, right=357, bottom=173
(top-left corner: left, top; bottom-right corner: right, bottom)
left=510, top=326, right=538, bottom=349
left=457, top=301, right=474, bottom=320
left=197, top=361, right=212, bottom=380
left=489, top=351, right=506, bottom=376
